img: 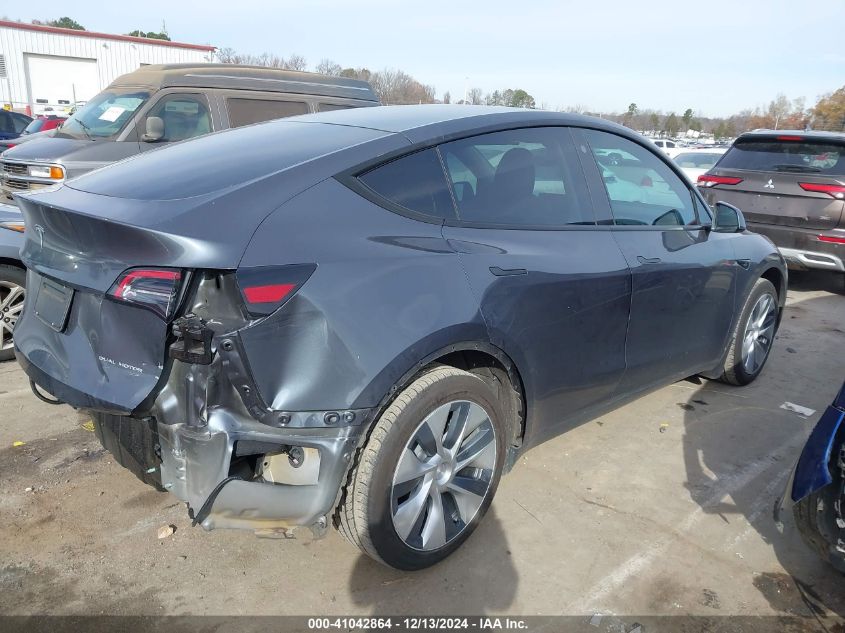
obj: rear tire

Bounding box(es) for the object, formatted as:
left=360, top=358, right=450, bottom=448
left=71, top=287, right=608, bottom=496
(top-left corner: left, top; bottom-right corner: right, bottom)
left=720, top=277, right=778, bottom=385
left=0, top=264, right=26, bottom=362
left=336, top=366, right=507, bottom=570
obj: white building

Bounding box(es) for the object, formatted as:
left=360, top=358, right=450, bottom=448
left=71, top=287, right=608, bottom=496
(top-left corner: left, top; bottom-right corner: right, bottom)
left=0, top=20, right=215, bottom=115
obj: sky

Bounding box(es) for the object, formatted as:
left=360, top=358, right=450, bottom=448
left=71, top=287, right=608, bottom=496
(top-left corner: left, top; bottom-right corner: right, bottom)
left=12, top=0, right=845, bottom=117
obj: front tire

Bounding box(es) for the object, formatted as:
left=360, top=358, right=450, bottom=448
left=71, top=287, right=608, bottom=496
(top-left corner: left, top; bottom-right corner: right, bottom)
left=793, top=461, right=845, bottom=574
left=336, top=366, right=507, bottom=570
left=0, top=264, right=26, bottom=362
left=720, top=277, right=778, bottom=385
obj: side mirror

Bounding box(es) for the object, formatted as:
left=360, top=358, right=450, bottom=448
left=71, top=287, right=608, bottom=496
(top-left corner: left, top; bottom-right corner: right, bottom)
left=712, top=201, right=746, bottom=233
left=141, top=116, right=164, bottom=142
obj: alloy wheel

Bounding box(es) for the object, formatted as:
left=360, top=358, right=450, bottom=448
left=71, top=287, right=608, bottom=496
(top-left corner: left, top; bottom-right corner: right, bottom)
left=0, top=280, right=25, bottom=352
left=390, top=400, right=497, bottom=551
left=742, top=292, right=776, bottom=374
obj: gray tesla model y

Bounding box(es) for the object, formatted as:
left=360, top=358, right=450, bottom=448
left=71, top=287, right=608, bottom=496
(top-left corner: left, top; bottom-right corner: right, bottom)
left=13, top=105, right=786, bottom=569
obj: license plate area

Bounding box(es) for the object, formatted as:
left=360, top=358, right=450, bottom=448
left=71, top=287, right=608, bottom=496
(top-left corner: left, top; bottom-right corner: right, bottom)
left=34, top=277, right=74, bottom=332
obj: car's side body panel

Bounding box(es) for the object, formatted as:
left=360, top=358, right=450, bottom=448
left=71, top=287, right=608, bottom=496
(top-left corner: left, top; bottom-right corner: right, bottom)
left=445, top=226, right=631, bottom=447
left=238, top=178, right=487, bottom=412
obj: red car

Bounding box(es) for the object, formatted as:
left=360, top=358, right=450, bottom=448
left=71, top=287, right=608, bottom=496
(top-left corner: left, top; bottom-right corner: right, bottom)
left=0, top=115, right=66, bottom=152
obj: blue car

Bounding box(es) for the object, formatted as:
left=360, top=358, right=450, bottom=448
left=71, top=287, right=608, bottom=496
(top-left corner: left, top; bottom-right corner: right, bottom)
left=778, top=381, right=845, bottom=573
left=0, top=202, right=25, bottom=361
left=0, top=108, right=33, bottom=144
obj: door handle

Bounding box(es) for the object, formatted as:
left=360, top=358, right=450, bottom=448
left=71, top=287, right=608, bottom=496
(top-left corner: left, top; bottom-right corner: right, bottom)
left=489, top=266, right=527, bottom=277
left=636, top=256, right=662, bottom=265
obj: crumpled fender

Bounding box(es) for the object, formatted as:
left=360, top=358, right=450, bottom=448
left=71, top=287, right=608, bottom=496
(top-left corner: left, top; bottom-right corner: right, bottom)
left=776, top=382, right=845, bottom=523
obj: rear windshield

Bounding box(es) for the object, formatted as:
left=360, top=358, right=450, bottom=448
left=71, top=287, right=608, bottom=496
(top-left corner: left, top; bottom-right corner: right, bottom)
left=719, top=137, right=845, bottom=175
left=67, top=120, right=389, bottom=200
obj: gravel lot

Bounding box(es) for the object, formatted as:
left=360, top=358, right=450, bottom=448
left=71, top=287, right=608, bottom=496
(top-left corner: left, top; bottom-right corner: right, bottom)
left=1, top=270, right=843, bottom=624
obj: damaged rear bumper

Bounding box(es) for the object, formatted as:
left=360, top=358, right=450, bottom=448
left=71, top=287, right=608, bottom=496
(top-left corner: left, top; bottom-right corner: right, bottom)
left=156, top=407, right=365, bottom=533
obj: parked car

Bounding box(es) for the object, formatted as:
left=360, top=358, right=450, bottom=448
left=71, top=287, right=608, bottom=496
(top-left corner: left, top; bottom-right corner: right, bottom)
left=673, top=147, right=727, bottom=181
left=776, top=380, right=845, bottom=573
left=0, top=115, right=66, bottom=153
left=698, top=130, right=845, bottom=273
left=1, top=63, right=379, bottom=204
left=14, top=106, right=787, bottom=570
left=0, top=203, right=25, bottom=361
left=0, top=109, right=33, bottom=148
left=651, top=138, right=677, bottom=150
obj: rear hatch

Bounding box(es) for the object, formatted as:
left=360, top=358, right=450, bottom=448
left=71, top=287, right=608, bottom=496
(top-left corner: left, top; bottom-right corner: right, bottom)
left=700, top=134, right=845, bottom=230
left=12, top=118, right=397, bottom=413
left=13, top=187, right=247, bottom=414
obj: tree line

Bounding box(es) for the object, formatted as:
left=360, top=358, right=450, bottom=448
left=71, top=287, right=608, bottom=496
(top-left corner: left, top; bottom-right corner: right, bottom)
left=566, top=90, right=845, bottom=139
left=14, top=16, right=171, bottom=40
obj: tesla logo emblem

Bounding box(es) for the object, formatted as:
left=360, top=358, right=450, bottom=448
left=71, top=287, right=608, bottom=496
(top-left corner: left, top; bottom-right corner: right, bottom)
left=764, top=179, right=775, bottom=189
left=34, top=224, right=45, bottom=248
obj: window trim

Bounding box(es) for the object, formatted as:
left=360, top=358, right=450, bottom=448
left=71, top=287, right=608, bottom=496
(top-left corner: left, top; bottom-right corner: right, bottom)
left=338, top=125, right=601, bottom=231
left=574, top=126, right=708, bottom=230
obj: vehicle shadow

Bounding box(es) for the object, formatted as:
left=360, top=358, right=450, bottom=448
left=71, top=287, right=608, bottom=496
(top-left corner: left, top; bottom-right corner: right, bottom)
left=346, top=508, right=518, bottom=614
left=681, top=289, right=845, bottom=620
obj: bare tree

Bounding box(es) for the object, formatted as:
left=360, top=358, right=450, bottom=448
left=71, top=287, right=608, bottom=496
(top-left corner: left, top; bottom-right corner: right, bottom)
left=369, top=68, right=436, bottom=105
left=468, top=88, right=483, bottom=105
left=315, top=59, right=343, bottom=76
left=284, top=54, right=308, bottom=71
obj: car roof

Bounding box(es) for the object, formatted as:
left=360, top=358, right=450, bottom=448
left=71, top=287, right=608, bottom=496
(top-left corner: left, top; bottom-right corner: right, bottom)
left=108, top=64, right=378, bottom=102
left=290, top=104, right=633, bottom=144
left=739, top=129, right=845, bottom=142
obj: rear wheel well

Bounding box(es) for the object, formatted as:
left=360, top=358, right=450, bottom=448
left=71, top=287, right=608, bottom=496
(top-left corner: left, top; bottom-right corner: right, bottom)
left=0, top=258, right=24, bottom=272
left=427, top=349, right=526, bottom=460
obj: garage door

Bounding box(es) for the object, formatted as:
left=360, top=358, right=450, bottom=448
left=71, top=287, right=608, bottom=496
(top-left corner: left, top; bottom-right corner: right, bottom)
left=25, top=54, right=99, bottom=116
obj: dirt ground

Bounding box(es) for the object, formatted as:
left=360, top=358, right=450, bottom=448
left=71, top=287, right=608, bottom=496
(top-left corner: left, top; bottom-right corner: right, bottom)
left=1, top=270, right=843, bottom=624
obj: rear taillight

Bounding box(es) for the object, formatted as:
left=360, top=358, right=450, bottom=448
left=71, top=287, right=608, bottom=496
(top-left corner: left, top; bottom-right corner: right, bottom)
left=798, top=182, right=845, bottom=199
left=109, top=268, right=182, bottom=319
left=236, top=264, right=316, bottom=317
left=697, top=174, right=744, bottom=187
left=776, top=135, right=804, bottom=142
left=818, top=235, right=845, bottom=245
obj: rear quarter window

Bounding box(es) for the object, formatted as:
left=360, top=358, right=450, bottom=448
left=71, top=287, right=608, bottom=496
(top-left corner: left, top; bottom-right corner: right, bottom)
left=357, top=148, right=456, bottom=221
left=719, top=138, right=845, bottom=175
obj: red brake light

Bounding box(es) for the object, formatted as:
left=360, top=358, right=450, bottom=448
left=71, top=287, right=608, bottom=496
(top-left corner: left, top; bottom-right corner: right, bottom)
left=697, top=174, right=743, bottom=187
left=235, top=264, right=316, bottom=317
left=243, top=284, right=296, bottom=304
left=818, top=235, right=845, bottom=244
left=798, top=182, right=845, bottom=199
left=109, top=268, right=182, bottom=319
left=776, top=135, right=804, bottom=141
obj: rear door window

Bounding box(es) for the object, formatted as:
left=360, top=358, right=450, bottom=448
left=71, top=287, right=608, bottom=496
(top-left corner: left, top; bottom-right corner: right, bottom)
left=439, top=127, right=594, bottom=226
left=584, top=129, right=698, bottom=226
left=718, top=137, right=845, bottom=175
left=357, top=148, right=456, bottom=221
left=227, top=98, right=309, bottom=127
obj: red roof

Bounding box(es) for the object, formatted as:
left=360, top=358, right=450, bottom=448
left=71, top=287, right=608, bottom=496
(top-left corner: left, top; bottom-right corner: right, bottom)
left=0, top=19, right=216, bottom=52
